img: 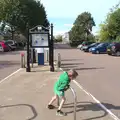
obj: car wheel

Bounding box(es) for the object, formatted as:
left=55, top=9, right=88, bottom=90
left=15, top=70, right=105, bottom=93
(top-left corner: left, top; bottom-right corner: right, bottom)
left=96, top=50, right=100, bottom=54
left=1, top=48, right=4, bottom=52
left=108, top=53, right=112, bottom=55
left=116, top=51, right=120, bottom=56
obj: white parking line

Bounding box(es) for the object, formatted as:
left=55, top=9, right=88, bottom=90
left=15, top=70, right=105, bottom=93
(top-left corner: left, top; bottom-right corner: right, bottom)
left=0, top=68, right=22, bottom=84
left=60, top=68, right=120, bottom=120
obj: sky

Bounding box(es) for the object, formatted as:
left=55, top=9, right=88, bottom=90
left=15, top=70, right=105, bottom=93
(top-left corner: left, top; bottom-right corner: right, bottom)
left=40, top=0, right=120, bottom=36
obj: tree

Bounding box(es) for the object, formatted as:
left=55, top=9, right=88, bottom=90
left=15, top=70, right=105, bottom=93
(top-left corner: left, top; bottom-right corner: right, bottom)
left=99, top=8, right=120, bottom=42
left=54, top=35, right=63, bottom=42
left=98, top=2, right=120, bottom=42
left=107, top=9, right=120, bottom=39
left=0, top=0, right=49, bottom=38
left=98, top=23, right=110, bottom=42
left=69, top=12, right=95, bottom=46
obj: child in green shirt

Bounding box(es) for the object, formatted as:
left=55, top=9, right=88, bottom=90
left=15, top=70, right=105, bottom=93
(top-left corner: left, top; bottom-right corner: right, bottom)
left=47, top=69, right=78, bottom=116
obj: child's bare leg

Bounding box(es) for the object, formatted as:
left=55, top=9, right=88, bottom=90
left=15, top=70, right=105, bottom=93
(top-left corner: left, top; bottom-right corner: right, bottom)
left=58, top=96, right=66, bottom=110
left=56, top=96, right=67, bottom=116
left=48, top=94, right=58, bottom=105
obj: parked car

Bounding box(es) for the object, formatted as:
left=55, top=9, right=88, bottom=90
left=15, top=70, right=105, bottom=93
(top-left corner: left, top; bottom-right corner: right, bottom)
left=80, top=41, right=94, bottom=50
left=107, top=42, right=120, bottom=56
left=0, top=42, right=11, bottom=52
left=89, top=42, right=110, bottom=54
left=77, top=44, right=83, bottom=49
left=82, top=42, right=100, bottom=52
left=6, top=40, right=17, bottom=51
left=0, top=43, right=3, bottom=52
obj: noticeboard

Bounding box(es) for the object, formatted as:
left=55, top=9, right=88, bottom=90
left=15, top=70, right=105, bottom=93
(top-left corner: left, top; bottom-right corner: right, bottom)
left=30, top=33, right=49, bottom=48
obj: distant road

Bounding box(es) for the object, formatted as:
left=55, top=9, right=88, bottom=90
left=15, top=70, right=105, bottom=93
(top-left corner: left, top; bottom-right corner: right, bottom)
left=0, top=43, right=71, bottom=80
left=0, top=51, right=24, bottom=80
left=54, top=43, right=72, bottom=49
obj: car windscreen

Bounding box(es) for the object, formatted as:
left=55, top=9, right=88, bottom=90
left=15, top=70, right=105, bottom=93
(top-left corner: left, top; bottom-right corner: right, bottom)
left=0, top=44, right=2, bottom=48
left=6, top=41, right=13, bottom=45
left=96, top=43, right=104, bottom=47
left=89, top=43, right=96, bottom=46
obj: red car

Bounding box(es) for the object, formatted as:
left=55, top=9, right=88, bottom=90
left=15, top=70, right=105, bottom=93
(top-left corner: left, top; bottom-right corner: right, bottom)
left=0, top=42, right=10, bottom=52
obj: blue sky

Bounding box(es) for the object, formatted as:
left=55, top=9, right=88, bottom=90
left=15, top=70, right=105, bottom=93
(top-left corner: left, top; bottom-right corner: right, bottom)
left=40, top=0, right=119, bottom=36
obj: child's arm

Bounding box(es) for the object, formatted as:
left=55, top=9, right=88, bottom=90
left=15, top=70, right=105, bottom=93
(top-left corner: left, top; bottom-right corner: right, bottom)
left=64, top=84, right=70, bottom=91
left=57, top=81, right=69, bottom=91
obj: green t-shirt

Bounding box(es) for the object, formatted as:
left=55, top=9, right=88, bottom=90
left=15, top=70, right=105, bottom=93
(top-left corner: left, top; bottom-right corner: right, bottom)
left=54, top=71, right=70, bottom=91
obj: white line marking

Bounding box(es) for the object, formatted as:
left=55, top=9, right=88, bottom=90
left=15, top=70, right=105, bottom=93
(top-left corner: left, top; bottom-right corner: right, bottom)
left=36, top=84, right=47, bottom=92
left=60, top=67, right=120, bottom=120
left=0, top=68, right=22, bottom=84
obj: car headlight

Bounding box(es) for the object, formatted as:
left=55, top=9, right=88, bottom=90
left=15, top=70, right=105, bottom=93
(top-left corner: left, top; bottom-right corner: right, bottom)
left=84, top=46, right=88, bottom=49
left=92, top=48, right=95, bottom=50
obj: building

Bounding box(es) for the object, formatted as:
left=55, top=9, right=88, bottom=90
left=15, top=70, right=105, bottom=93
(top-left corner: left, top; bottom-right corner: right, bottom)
left=62, top=32, right=70, bottom=43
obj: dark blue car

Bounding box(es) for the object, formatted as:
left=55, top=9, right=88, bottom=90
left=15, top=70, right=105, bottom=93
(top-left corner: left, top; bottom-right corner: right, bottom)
left=82, top=42, right=100, bottom=52
left=89, top=43, right=110, bottom=54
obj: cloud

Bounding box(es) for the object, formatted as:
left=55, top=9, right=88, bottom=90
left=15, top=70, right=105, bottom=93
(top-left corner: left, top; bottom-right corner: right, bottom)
left=41, top=0, right=119, bottom=18
left=53, top=30, right=67, bottom=36
left=64, top=24, right=73, bottom=27
left=40, top=0, right=120, bottom=35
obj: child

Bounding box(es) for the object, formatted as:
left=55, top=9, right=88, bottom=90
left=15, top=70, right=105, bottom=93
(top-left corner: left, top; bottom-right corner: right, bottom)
left=47, top=69, right=78, bottom=116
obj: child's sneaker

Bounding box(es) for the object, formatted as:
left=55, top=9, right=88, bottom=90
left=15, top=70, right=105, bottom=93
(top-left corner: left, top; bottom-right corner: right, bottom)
left=56, top=110, right=67, bottom=116
left=47, top=104, right=55, bottom=109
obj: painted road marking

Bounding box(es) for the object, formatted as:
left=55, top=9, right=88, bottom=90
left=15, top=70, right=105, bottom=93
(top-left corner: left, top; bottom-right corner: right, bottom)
left=0, top=68, right=22, bottom=84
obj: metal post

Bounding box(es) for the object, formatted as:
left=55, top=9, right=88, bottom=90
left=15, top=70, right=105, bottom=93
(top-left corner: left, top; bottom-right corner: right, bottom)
left=33, top=48, right=36, bottom=63
left=26, top=27, right=31, bottom=72
left=57, top=53, right=61, bottom=68
left=23, top=54, right=25, bottom=68
left=49, top=33, right=51, bottom=66
left=69, top=87, right=77, bottom=120
left=57, top=86, right=77, bottom=120
left=20, top=52, right=25, bottom=68
left=21, top=54, right=23, bottom=68
left=50, top=23, right=54, bottom=72
left=31, top=48, right=33, bottom=68
left=46, top=50, right=49, bottom=62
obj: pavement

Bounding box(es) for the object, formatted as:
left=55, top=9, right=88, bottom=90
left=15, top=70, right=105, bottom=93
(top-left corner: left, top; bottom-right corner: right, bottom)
left=0, top=62, right=115, bottom=120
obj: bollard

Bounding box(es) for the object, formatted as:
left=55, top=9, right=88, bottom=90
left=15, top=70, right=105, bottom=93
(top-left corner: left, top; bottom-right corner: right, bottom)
left=23, top=54, right=25, bottom=68
left=21, top=52, right=25, bottom=68
left=57, top=53, right=61, bottom=68
left=45, top=49, right=49, bottom=62
left=46, top=50, right=49, bottom=62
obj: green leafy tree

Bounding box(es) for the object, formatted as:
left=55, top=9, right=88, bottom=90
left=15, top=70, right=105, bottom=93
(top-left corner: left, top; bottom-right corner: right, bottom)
left=98, top=23, right=110, bottom=42
left=55, top=35, right=63, bottom=42
left=69, top=12, right=95, bottom=46
left=0, top=0, right=49, bottom=37
left=107, top=9, right=120, bottom=39
left=98, top=2, right=120, bottom=42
